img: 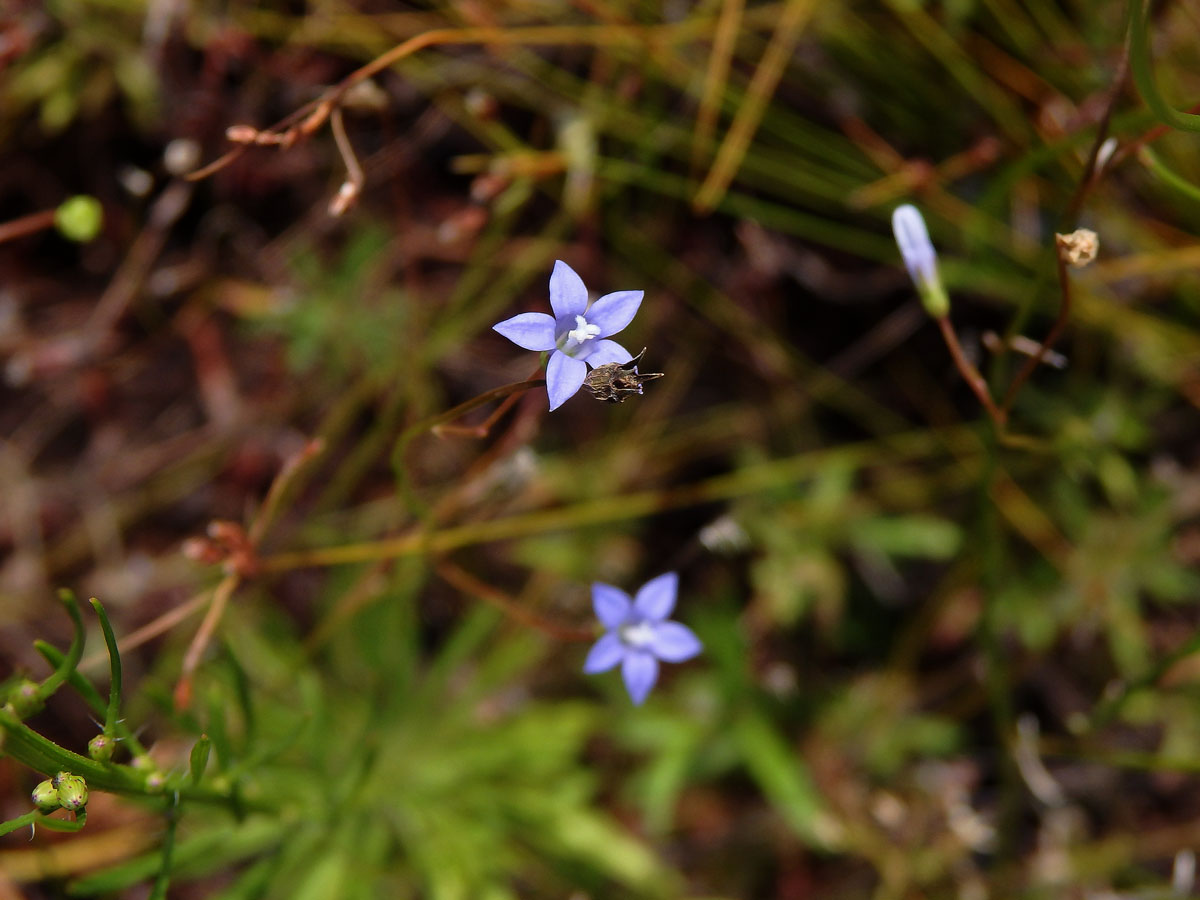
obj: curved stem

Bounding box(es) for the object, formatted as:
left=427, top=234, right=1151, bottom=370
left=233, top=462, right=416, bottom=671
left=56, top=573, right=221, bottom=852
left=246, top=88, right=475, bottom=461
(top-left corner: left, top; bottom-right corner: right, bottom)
left=1127, top=0, right=1200, bottom=133
left=37, top=590, right=86, bottom=704
left=34, top=643, right=148, bottom=758
left=0, top=808, right=87, bottom=838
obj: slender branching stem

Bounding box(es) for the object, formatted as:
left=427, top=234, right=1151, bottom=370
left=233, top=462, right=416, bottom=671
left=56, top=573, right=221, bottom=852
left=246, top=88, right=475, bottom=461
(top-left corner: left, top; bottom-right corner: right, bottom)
left=187, top=20, right=728, bottom=184
left=432, top=365, right=544, bottom=438
left=174, top=574, right=239, bottom=711
left=391, top=377, right=546, bottom=516
left=936, top=316, right=1006, bottom=428
left=435, top=560, right=595, bottom=642
left=1001, top=246, right=1071, bottom=415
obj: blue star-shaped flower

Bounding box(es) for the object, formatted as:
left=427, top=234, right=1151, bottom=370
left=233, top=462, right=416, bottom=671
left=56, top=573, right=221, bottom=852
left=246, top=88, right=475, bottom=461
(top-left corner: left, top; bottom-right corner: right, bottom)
left=582, top=572, right=702, bottom=705
left=493, top=260, right=643, bottom=410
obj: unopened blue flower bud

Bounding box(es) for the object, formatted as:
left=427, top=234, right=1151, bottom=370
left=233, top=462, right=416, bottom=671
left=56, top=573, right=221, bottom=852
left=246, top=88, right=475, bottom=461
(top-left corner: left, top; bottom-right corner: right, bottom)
left=31, top=779, right=60, bottom=810
left=53, top=773, right=88, bottom=810
left=891, top=204, right=949, bottom=318
left=88, top=734, right=115, bottom=762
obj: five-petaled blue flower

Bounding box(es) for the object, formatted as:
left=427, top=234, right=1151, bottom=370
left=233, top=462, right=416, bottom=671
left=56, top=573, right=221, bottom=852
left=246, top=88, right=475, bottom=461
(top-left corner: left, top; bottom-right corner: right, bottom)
left=493, top=260, right=643, bottom=410
left=583, top=572, right=702, bottom=705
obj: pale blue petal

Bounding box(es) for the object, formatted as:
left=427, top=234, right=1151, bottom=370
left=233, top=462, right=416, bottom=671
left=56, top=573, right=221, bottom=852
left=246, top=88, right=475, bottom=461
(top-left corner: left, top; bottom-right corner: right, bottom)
left=586, top=290, right=643, bottom=337
left=621, top=651, right=659, bottom=705
left=580, top=339, right=632, bottom=367
left=592, top=583, right=632, bottom=629
left=633, top=572, right=678, bottom=621
left=891, top=205, right=938, bottom=287
left=648, top=621, right=702, bottom=662
left=549, top=260, right=588, bottom=319
left=492, top=312, right=557, bottom=351
left=583, top=633, right=625, bottom=674
left=546, top=351, right=587, bottom=410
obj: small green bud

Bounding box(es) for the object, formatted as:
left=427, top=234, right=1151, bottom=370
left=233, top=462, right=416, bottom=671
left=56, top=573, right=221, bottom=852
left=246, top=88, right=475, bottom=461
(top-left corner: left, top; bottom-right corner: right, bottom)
left=144, top=771, right=166, bottom=792
left=31, top=779, right=60, bottom=811
left=54, top=195, right=104, bottom=243
left=131, top=754, right=156, bottom=771
left=88, top=734, right=115, bottom=762
left=6, top=679, right=42, bottom=718
left=53, top=773, right=88, bottom=811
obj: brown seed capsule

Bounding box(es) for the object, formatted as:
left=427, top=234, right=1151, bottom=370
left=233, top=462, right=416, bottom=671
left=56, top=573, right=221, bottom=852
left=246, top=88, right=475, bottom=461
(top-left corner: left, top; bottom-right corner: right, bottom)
left=1055, top=229, right=1099, bottom=268
left=584, top=349, right=664, bottom=403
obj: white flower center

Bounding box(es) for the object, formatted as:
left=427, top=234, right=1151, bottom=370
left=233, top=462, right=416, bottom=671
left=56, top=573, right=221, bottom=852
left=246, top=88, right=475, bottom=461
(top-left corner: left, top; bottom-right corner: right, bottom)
left=567, top=314, right=601, bottom=344
left=619, top=621, right=655, bottom=649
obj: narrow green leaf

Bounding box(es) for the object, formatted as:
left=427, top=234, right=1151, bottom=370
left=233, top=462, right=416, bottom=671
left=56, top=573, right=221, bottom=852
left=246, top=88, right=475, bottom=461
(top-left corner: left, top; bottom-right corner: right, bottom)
left=1139, top=146, right=1200, bottom=204
left=34, top=641, right=147, bottom=758
left=89, top=598, right=123, bottom=737
left=190, top=735, right=212, bottom=785
left=732, top=710, right=824, bottom=843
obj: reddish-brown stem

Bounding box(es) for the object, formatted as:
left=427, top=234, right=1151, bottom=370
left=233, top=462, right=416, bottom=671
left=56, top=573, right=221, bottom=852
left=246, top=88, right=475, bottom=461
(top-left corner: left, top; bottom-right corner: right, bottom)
left=1063, top=51, right=1129, bottom=224
left=433, top=364, right=543, bottom=438
left=435, top=559, right=596, bottom=642
left=327, top=108, right=363, bottom=216
left=174, top=437, right=327, bottom=709
left=937, top=316, right=1006, bottom=428
left=187, top=21, right=717, bottom=184
left=1001, top=247, right=1071, bottom=415
left=173, top=573, right=239, bottom=710
left=1108, top=99, right=1200, bottom=174
left=0, top=209, right=56, bottom=245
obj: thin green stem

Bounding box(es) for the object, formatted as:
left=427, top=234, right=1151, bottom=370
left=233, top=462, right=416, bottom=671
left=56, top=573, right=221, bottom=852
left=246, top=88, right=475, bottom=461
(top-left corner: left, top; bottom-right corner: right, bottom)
left=36, top=590, right=86, bottom=704
left=148, top=793, right=180, bottom=900
left=1139, top=145, right=1200, bottom=203
left=0, top=808, right=87, bottom=838
left=34, top=642, right=148, bottom=758
left=270, top=426, right=980, bottom=572
left=0, top=708, right=268, bottom=810
left=90, top=598, right=123, bottom=738
left=1127, top=0, right=1200, bottom=133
